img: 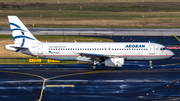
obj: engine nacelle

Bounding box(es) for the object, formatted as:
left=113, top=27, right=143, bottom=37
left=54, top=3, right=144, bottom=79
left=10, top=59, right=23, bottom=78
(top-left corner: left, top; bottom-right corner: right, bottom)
left=101, top=57, right=125, bottom=67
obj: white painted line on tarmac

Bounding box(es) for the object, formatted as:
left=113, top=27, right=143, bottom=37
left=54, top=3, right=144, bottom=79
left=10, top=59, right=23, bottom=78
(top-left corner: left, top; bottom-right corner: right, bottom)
left=46, top=85, right=74, bottom=87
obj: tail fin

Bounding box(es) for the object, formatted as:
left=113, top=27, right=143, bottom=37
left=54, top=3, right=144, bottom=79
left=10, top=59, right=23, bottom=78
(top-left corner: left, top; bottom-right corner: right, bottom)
left=8, top=16, right=40, bottom=46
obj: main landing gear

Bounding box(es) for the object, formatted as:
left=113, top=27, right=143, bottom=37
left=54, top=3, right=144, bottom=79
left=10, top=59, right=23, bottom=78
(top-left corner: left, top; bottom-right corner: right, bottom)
left=92, top=64, right=97, bottom=70
left=92, top=61, right=99, bottom=70
left=149, top=60, right=153, bottom=69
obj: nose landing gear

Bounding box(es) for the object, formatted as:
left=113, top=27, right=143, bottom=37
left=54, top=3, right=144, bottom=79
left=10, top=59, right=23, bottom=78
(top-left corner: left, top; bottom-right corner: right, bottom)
left=149, top=60, right=153, bottom=69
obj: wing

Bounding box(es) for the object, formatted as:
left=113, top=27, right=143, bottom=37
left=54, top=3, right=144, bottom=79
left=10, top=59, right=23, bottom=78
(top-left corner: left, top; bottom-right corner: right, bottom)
left=77, top=52, right=116, bottom=61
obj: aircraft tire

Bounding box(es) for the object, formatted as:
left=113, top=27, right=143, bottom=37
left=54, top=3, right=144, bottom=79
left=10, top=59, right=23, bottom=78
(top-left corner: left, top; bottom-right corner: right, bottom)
left=92, top=65, right=97, bottom=70
left=150, top=66, right=153, bottom=69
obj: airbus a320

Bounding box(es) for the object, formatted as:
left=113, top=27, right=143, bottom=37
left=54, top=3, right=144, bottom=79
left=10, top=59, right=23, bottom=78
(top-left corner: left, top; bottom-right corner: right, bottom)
left=5, top=16, right=174, bottom=70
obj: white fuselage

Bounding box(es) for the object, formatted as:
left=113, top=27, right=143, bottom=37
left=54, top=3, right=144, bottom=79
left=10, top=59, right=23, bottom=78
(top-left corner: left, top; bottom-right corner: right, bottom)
left=16, top=42, right=174, bottom=62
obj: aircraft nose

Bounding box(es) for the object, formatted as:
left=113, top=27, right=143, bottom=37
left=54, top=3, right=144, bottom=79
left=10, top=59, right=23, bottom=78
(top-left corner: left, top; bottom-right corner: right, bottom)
left=170, top=50, right=174, bottom=57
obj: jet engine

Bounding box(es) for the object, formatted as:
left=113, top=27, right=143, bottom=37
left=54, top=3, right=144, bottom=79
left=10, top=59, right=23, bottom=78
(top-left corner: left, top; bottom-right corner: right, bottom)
left=101, top=57, right=125, bottom=67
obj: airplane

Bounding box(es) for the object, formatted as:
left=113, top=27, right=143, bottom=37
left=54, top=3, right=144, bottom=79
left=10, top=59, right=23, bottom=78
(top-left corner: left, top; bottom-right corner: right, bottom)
left=5, top=16, right=174, bottom=70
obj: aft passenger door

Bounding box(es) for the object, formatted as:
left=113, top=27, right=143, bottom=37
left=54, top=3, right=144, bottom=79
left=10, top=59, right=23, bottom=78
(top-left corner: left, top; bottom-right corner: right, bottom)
left=38, top=44, right=43, bottom=54
left=149, top=45, right=155, bottom=55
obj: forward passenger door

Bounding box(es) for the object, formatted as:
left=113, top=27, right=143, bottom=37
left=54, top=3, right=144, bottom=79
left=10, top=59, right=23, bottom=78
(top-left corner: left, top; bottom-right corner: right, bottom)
left=149, top=45, right=155, bottom=55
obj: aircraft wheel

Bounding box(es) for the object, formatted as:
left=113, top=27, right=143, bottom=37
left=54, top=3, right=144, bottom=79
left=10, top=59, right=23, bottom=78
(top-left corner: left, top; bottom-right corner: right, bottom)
left=150, top=66, right=153, bottom=69
left=149, top=60, right=153, bottom=69
left=92, top=65, right=97, bottom=70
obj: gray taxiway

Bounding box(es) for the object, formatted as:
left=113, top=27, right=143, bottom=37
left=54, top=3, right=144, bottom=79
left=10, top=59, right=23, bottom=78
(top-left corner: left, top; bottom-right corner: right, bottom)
left=1, top=27, right=180, bottom=36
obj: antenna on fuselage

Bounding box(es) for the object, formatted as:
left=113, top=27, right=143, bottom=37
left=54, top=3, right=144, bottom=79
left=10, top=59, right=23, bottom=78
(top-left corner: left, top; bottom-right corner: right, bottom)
left=75, top=40, right=77, bottom=43
left=148, top=40, right=151, bottom=43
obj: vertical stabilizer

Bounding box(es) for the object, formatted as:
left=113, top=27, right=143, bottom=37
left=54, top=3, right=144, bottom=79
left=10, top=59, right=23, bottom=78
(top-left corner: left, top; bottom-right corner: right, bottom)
left=8, top=16, right=40, bottom=46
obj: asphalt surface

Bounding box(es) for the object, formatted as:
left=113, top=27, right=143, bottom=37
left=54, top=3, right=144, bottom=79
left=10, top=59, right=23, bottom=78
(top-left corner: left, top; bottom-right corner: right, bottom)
left=1, top=63, right=180, bottom=101
left=1, top=28, right=180, bottom=36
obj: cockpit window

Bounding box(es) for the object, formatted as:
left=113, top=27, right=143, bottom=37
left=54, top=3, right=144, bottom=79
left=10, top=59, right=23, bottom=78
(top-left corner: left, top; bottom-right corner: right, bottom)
left=160, top=47, right=167, bottom=51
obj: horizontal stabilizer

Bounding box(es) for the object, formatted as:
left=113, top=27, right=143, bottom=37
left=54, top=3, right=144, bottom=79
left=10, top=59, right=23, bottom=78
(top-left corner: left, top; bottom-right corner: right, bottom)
left=5, top=44, right=28, bottom=52
left=11, top=46, right=28, bottom=49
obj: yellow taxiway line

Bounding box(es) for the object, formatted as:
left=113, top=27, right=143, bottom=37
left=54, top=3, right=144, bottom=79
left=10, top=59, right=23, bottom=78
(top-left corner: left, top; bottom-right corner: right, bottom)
left=39, top=79, right=46, bottom=101
left=0, top=70, right=45, bottom=79
left=173, top=34, right=180, bottom=42
left=0, top=70, right=112, bottom=101
left=0, top=71, right=45, bottom=101
left=0, top=70, right=45, bottom=101
left=46, top=70, right=111, bottom=80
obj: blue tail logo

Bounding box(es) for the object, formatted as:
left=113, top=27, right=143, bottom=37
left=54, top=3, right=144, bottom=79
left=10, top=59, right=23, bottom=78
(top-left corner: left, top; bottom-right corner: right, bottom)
left=10, top=23, right=35, bottom=52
